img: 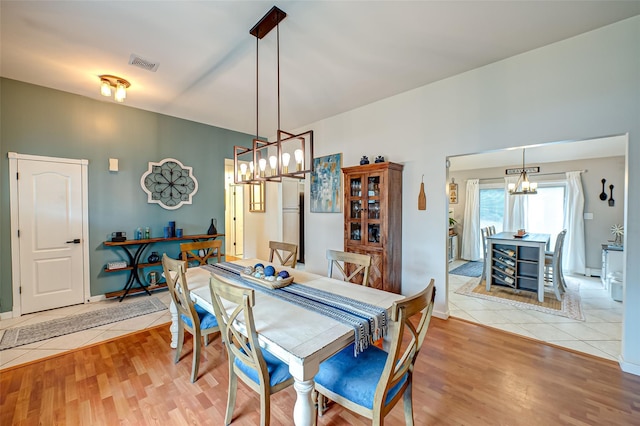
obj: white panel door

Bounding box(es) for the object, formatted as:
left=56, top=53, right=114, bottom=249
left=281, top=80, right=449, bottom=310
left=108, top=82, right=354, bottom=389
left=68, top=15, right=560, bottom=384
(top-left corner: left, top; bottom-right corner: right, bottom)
left=18, top=159, right=85, bottom=313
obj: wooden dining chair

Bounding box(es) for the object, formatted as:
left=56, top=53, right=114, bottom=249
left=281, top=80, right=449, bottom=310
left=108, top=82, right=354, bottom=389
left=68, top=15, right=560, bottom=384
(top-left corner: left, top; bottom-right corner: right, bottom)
left=326, top=249, right=371, bottom=286
left=268, top=241, right=298, bottom=268
left=208, top=274, right=294, bottom=426
left=544, top=229, right=567, bottom=300
left=161, top=254, right=219, bottom=382
left=314, top=280, right=436, bottom=424
left=488, top=225, right=496, bottom=236
left=180, top=239, right=223, bottom=267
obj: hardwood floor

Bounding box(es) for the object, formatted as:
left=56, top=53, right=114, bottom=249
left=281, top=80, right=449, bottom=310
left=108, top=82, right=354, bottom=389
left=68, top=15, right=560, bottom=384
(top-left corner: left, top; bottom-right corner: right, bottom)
left=2, top=318, right=639, bottom=425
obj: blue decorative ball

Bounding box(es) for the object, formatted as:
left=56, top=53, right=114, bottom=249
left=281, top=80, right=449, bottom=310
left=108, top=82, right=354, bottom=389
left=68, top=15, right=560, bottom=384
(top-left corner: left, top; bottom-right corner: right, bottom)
left=278, top=270, right=290, bottom=279
left=254, top=263, right=264, bottom=269
left=264, top=266, right=276, bottom=276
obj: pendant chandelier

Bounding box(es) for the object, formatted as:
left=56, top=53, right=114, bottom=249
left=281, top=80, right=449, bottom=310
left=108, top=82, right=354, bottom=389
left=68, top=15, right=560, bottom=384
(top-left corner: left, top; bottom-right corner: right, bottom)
left=234, top=6, right=314, bottom=184
left=508, top=149, right=538, bottom=195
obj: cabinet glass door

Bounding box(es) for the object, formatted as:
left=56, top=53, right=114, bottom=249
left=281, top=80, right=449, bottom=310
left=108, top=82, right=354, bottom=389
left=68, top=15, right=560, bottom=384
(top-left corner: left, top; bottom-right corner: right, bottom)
left=350, top=200, right=362, bottom=219
left=346, top=176, right=364, bottom=243
left=367, top=176, right=380, bottom=197
left=350, top=177, right=362, bottom=197
left=350, top=223, right=362, bottom=242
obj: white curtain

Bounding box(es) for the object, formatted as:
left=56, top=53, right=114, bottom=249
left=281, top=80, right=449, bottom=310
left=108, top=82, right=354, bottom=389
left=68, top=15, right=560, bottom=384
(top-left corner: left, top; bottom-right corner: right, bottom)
left=564, top=171, right=586, bottom=274
left=503, top=176, right=528, bottom=232
left=461, top=179, right=482, bottom=260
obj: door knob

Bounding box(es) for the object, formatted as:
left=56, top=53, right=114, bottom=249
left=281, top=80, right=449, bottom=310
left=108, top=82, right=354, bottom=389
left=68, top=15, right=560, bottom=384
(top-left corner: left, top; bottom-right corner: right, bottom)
left=66, top=239, right=81, bottom=244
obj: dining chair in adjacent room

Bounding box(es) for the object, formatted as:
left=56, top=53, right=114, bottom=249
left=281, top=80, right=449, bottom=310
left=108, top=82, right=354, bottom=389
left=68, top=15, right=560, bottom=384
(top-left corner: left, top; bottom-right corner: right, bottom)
left=162, top=254, right=219, bottom=382
left=544, top=229, right=567, bottom=300
left=480, top=227, right=490, bottom=282
left=314, top=280, right=436, bottom=425
left=488, top=225, right=496, bottom=236
left=209, top=274, right=294, bottom=426
left=268, top=241, right=298, bottom=268
left=180, top=239, right=223, bottom=268
left=326, top=249, right=372, bottom=286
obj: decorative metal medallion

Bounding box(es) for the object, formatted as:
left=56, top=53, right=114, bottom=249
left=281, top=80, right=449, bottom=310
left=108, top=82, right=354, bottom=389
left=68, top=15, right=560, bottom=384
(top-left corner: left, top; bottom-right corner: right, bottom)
left=140, top=158, right=198, bottom=210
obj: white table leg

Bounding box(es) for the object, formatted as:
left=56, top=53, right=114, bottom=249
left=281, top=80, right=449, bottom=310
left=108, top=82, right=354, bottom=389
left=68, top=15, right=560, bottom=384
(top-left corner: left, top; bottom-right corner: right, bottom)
left=169, top=299, right=179, bottom=348
left=293, top=378, right=315, bottom=426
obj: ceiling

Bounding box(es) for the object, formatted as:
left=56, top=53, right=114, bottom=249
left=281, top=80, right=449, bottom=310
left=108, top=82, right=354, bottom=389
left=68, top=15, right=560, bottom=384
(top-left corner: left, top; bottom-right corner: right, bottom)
left=2, top=1, right=639, bottom=137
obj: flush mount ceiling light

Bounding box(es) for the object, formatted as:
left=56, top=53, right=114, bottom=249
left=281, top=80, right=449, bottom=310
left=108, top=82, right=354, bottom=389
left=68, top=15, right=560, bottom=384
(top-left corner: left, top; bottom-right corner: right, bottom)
left=99, top=74, right=130, bottom=103
left=234, top=6, right=314, bottom=184
left=508, top=149, right=538, bottom=195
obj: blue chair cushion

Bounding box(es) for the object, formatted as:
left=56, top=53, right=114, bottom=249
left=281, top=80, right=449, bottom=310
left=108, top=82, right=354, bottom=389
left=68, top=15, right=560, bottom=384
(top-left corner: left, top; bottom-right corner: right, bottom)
left=234, top=346, right=292, bottom=387
left=314, top=343, right=408, bottom=410
left=180, top=303, right=218, bottom=330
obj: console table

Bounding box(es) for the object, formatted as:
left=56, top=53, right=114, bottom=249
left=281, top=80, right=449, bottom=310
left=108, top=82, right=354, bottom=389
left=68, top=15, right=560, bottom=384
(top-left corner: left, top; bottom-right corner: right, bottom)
left=103, top=233, right=224, bottom=301
left=485, top=232, right=550, bottom=302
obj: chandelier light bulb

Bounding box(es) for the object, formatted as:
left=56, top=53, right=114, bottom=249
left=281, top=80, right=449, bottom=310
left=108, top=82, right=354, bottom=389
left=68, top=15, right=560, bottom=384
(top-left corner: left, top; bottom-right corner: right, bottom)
left=282, top=152, right=290, bottom=174
left=269, top=155, right=278, bottom=176
left=294, top=149, right=304, bottom=171
left=259, top=158, right=267, bottom=177
left=240, top=163, right=247, bottom=180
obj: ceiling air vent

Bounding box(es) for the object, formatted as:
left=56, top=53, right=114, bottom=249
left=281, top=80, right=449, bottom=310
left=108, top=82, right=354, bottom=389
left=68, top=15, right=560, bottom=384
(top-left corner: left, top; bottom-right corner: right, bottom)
left=129, top=54, right=159, bottom=72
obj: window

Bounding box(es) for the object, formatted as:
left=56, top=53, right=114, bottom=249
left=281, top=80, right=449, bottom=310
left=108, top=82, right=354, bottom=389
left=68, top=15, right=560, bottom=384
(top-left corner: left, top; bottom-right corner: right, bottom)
left=479, top=181, right=566, bottom=250
left=479, top=183, right=504, bottom=233
left=526, top=184, right=565, bottom=247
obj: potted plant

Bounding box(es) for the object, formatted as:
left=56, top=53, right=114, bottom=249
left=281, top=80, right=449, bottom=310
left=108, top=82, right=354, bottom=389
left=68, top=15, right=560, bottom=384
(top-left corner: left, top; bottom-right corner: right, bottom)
left=449, top=217, right=457, bottom=235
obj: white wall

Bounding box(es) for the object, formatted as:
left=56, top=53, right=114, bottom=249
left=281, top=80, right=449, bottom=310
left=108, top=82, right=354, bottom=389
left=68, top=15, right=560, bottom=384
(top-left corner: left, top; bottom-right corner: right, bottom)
left=256, top=17, right=640, bottom=374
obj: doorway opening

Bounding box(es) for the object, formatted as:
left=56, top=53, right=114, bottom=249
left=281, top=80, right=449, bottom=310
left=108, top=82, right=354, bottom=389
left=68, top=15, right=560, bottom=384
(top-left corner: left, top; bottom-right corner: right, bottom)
left=224, top=159, right=244, bottom=257
left=445, top=135, right=627, bottom=361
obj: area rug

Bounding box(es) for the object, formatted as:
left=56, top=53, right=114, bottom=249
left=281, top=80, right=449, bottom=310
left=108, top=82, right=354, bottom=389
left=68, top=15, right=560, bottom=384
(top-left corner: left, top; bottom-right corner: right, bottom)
left=454, top=278, right=584, bottom=321
left=0, top=297, right=167, bottom=351
left=450, top=261, right=484, bottom=277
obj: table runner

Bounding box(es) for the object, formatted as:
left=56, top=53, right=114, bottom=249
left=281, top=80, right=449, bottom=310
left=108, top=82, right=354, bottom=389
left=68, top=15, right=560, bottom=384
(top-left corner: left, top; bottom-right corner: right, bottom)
left=203, top=262, right=388, bottom=356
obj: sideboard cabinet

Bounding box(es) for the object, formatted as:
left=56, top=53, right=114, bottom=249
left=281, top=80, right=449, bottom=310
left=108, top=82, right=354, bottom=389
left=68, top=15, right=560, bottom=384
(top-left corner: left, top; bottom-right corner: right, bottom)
left=342, top=162, right=403, bottom=293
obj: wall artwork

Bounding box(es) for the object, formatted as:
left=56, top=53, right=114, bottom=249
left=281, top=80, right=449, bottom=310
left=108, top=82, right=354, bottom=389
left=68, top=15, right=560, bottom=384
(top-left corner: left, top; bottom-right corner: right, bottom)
left=449, top=182, right=458, bottom=204
left=311, top=153, right=342, bottom=213
left=140, top=158, right=198, bottom=210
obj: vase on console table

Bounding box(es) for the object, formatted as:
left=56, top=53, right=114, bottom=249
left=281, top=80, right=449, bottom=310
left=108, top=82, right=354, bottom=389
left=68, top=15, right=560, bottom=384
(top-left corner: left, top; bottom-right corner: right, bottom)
left=207, top=218, right=218, bottom=236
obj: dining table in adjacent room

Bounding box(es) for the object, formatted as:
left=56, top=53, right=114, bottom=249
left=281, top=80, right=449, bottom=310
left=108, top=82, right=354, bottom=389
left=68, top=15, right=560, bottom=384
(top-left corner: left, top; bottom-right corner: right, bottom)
left=485, top=232, right=551, bottom=302
left=172, top=258, right=406, bottom=426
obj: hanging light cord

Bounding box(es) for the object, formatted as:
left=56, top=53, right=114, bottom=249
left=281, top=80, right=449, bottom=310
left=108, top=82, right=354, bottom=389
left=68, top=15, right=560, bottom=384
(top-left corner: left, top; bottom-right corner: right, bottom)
left=277, top=22, right=281, bottom=132
left=255, top=36, right=259, bottom=140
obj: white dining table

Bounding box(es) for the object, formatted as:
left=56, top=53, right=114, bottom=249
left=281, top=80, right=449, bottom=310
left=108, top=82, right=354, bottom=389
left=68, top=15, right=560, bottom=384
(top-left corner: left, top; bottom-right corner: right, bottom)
left=170, top=258, right=404, bottom=426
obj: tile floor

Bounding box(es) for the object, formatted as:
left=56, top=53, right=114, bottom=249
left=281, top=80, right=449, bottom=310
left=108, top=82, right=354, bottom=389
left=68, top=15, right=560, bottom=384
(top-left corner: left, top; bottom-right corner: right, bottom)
left=448, top=259, right=623, bottom=361
left=0, top=290, right=172, bottom=370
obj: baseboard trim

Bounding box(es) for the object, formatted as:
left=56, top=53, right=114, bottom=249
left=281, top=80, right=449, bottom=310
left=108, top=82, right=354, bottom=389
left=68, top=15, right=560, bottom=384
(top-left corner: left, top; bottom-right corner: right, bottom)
left=619, top=355, right=640, bottom=376
left=433, top=309, right=449, bottom=320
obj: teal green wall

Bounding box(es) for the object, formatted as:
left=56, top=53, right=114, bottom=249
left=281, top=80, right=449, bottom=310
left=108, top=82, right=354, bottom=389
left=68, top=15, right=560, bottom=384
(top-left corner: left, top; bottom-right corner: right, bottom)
left=0, top=78, right=252, bottom=312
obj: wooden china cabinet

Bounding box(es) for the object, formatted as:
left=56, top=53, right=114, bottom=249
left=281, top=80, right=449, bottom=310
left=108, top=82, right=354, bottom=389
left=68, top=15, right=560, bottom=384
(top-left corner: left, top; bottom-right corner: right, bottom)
left=342, top=162, right=403, bottom=293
